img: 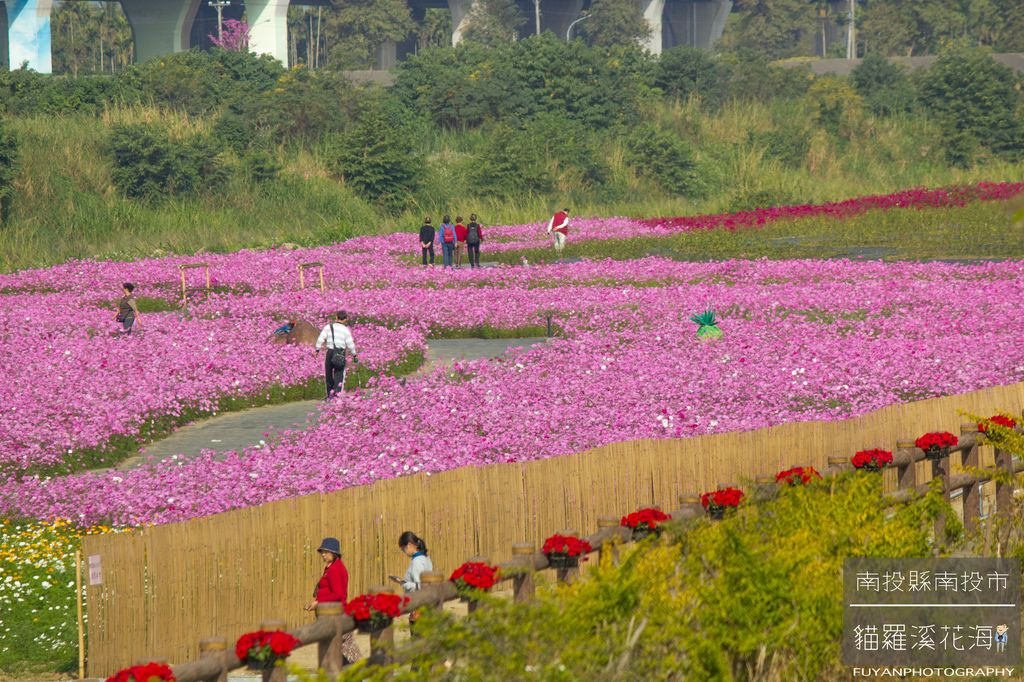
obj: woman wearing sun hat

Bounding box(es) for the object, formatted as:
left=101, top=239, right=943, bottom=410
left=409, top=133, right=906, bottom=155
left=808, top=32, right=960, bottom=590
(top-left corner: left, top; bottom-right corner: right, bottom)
left=305, top=537, right=361, bottom=661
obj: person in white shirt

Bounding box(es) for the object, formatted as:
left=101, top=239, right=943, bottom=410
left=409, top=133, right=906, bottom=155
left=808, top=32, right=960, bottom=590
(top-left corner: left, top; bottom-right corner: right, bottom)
left=315, top=310, right=357, bottom=398
left=545, top=208, right=570, bottom=260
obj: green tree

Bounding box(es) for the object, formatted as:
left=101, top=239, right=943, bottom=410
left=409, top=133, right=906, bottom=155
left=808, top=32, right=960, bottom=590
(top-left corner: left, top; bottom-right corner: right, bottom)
left=579, top=0, right=650, bottom=48
left=51, top=1, right=133, bottom=76
left=654, top=46, right=725, bottom=106
left=462, top=0, right=526, bottom=46
left=109, top=124, right=226, bottom=200
left=417, top=9, right=453, bottom=51
left=720, top=0, right=819, bottom=59
left=471, top=123, right=552, bottom=197
left=0, top=120, right=17, bottom=224
left=624, top=124, right=700, bottom=197
left=329, top=100, right=423, bottom=209
left=850, top=53, right=914, bottom=116
left=919, top=45, right=1024, bottom=166
left=323, top=0, right=415, bottom=69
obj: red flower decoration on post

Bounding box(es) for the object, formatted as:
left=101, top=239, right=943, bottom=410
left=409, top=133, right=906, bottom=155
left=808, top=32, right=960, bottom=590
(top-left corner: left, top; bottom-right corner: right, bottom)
left=345, top=592, right=409, bottom=633
left=851, top=449, right=893, bottom=472
left=775, top=466, right=821, bottom=486
left=234, top=630, right=301, bottom=670
left=914, top=432, right=958, bottom=460
left=106, top=662, right=176, bottom=682
left=700, top=487, right=744, bottom=519
left=541, top=533, right=593, bottom=569
left=978, top=415, right=1017, bottom=434
left=620, top=507, right=672, bottom=540
left=450, top=561, right=499, bottom=596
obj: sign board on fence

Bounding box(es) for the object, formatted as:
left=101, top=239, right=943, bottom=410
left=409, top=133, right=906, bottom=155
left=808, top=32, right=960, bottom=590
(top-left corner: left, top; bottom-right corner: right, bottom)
left=88, top=555, right=102, bottom=586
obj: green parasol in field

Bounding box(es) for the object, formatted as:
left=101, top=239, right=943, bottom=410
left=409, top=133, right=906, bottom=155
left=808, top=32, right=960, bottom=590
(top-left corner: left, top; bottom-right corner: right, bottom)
left=690, top=309, right=723, bottom=340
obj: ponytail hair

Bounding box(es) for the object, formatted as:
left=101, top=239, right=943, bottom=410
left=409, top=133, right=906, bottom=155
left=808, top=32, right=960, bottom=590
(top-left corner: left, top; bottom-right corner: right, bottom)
left=398, top=531, right=427, bottom=555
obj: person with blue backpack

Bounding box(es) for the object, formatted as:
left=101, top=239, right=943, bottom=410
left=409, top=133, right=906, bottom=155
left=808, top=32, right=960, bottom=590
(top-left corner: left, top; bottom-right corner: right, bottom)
left=436, top=215, right=457, bottom=268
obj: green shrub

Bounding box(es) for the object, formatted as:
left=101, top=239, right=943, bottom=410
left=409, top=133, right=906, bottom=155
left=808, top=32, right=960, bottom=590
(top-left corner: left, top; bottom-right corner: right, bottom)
left=0, top=119, right=17, bottom=223
left=471, top=123, right=552, bottom=197
left=242, top=150, right=282, bottom=184
left=624, top=124, right=699, bottom=197
left=748, top=123, right=810, bottom=169
left=654, top=46, right=725, bottom=106
left=108, top=123, right=226, bottom=200
left=919, top=45, right=1024, bottom=166
left=850, top=53, right=915, bottom=117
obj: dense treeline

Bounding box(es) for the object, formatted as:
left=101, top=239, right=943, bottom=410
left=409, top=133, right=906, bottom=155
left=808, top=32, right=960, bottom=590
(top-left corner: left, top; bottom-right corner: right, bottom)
left=0, top=39, right=1022, bottom=268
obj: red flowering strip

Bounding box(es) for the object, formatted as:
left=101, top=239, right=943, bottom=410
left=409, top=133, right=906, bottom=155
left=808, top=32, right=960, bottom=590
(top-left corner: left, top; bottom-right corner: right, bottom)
left=775, top=466, right=821, bottom=486
left=620, top=507, right=672, bottom=530
left=450, top=561, right=499, bottom=593
left=700, top=487, right=744, bottom=510
left=541, top=533, right=593, bottom=558
left=233, top=629, right=301, bottom=666
left=106, top=662, right=175, bottom=682
left=345, top=592, right=410, bottom=630
left=914, top=432, right=958, bottom=453
left=978, top=415, right=1018, bottom=433
left=851, top=449, right=893, bottom=471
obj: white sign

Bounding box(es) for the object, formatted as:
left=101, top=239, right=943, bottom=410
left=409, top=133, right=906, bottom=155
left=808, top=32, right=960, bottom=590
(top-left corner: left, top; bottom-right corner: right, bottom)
left=88, top=555, right=102, bottom=586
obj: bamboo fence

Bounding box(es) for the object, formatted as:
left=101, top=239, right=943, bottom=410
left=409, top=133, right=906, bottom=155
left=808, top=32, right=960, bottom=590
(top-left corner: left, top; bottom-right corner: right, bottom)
left=80, top=381, right=1024, bottom=676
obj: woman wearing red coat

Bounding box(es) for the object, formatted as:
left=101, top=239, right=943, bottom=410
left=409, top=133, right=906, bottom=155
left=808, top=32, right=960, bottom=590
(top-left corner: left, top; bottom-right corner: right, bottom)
left=304, top=537, right=361, bottom=661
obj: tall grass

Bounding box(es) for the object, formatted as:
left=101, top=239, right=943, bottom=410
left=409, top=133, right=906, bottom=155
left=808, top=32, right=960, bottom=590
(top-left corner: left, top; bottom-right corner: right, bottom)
left=2, top=99, right=1023, bottom=272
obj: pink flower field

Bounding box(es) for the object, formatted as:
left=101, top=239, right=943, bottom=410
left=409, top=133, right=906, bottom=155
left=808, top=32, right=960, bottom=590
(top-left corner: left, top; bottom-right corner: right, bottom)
left=2, top=184, right=1023, bottom=526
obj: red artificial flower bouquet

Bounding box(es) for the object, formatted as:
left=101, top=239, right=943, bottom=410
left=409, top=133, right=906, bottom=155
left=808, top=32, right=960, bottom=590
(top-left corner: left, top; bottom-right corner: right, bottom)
left=700, top=487, right=743, bottom=518
left=620, top=507, right=672, bottom=540
left=234, top=630, right=301, bottom=670
left=851, top=449, right=893, bottom=472
left=775, top=466, right=821, bottom=486
left=978, top=415, right=1018, bottom=438
left=914, top=432, right=958, bottom=460
left=345, top=592, right=409, bottom=633
left=450, top=561, right=499, bottom=598
left=541, top=533, right=593, bottom=569
left=106, top=662, right=175, bottom=682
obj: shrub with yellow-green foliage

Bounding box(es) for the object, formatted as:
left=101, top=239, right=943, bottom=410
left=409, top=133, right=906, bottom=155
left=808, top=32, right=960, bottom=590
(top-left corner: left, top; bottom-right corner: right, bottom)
left=308, top=473, right=957, bottom=681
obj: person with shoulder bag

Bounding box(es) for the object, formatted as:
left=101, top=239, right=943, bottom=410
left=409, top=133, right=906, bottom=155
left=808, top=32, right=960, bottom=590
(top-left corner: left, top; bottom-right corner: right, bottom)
left=115, top=283, right=142, bottom=335
left=315, top=311, right=358, bottom=399
left=304, top=537, right=361, bottom=663
left=465, top=214, right=484, bottom=268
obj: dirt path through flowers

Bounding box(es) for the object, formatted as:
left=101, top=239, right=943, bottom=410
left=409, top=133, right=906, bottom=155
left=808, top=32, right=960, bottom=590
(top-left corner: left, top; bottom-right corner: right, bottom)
left=117, top=337, right=547, bottom=469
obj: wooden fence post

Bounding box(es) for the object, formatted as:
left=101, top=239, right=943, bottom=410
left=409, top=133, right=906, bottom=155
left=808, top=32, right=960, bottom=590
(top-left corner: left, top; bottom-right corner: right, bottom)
left=960, top=423, right=981, bottom=531
left=367, top=585, right=395, bottom=666
left=511, top=543, right=536, bottom=603
left=995, top=447, right=1015, bottom=514
left=826, top=456, right=851, bottom=475
left=596, top=516, right=621, bottom=566
left=555, top=529, right=580, bottom=584
left=676, top=494, right=703, bottom=520
left=753, top=475, right=777, bottom=502
left=896, top=440, right=917, bottom=492
left=315, top=602, right=346, bottom=675
left=198, top=637, right=228, bottom=682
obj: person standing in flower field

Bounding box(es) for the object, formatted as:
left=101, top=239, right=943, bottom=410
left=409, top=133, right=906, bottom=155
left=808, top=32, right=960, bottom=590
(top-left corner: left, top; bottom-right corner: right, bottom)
left=546, top=208, right=570, bottom=259
left=454, top=216, right=468, bottom=268
left=466, top=213, right=484, bottom=268
left=437, top=215, right=457, bottom=268
left=418, top=217, right=435, bottom=266
left=115, top=282, right=141, bottom=335
left=304, top=537, right=361, bottom=662
left=315, top=311, right=357, bottom=399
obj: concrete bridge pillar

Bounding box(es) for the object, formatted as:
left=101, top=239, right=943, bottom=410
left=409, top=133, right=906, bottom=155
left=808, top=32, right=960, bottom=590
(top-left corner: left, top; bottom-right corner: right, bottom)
left=663, top=0, right=731, bottom=50
left=641, top=0, right=665, bottom=53
left=5, top=0, right=52, bottom=72
left=449, top=0, right=474, bottom=45
left=121, top=0, right=201, bottom=63
left=246, top=0, right=289, bottom=66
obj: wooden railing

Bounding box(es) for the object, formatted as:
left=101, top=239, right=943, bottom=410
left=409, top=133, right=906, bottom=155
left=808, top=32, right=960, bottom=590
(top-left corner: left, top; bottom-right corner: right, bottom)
left=95, top=420, right=1023, bottom=681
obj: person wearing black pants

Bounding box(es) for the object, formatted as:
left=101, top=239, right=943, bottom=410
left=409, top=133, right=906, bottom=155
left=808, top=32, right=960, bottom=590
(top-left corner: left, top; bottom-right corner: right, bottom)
left=315, top=311, right=358, bottom=398
left=465, top=215, right=484, bottom=268
left=418, top=217, right=435, bottom=265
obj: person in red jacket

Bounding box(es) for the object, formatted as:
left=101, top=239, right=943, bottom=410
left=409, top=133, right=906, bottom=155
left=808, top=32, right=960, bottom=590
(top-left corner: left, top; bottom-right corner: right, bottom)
left=304, top=537, right=361, bottom=661
left=546, top=208, right=570, bottom=260
left=454, top=215, right=468, bottom=268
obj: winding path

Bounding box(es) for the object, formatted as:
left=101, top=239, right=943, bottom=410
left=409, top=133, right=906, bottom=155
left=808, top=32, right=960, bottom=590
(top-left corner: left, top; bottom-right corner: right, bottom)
left=119, top=338, right=546, bottom=469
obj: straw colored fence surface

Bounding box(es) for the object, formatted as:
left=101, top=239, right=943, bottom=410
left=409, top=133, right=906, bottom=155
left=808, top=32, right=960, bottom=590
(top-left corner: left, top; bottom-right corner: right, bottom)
left=81, top=381, right=1024, bottom=676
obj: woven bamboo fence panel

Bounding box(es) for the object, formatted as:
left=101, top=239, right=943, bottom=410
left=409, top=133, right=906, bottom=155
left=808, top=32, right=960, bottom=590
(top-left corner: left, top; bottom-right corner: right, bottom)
left=81, top=381, right=1024, bottom=676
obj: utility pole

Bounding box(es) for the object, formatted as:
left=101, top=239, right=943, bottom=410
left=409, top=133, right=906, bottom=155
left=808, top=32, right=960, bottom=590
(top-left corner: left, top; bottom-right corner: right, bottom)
left=209, top=0, right=231, bottom=41
left=846, top=0, right=855, bottom=59
left=533, top=0, right=541, bottom=35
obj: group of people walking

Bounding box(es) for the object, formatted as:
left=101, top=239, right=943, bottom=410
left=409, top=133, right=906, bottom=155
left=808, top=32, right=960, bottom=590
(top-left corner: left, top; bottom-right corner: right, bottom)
left=418, top=214, right=485, bottom=268
left=306, top=531, right=434, bottom=661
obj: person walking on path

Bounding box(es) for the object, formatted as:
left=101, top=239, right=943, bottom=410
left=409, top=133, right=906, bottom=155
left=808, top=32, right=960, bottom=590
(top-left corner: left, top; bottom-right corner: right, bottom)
left=546, top=208, right=570, bottom=260
left=437, top=215, right=457, bottom=268
left=418, top=217, right=435, bottom=266
left=466, top=214, right=484, bottom=268
left=391, top=531, right=432, bottom=636
left=315, top=311, right=357, bottom=399
left=115, top=283, right=141, bottom=335
left=454, top=216, right=468, bottom=268
left=304, top=537, right=361, bottom=663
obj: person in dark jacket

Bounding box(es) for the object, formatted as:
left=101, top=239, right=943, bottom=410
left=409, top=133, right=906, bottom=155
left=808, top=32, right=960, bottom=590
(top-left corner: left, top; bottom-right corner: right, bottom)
left=419, top=218, right=435, bottom=266
left=115, top=283, right=141, bottom=334
left=465, top=214, right=484, bottom=268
